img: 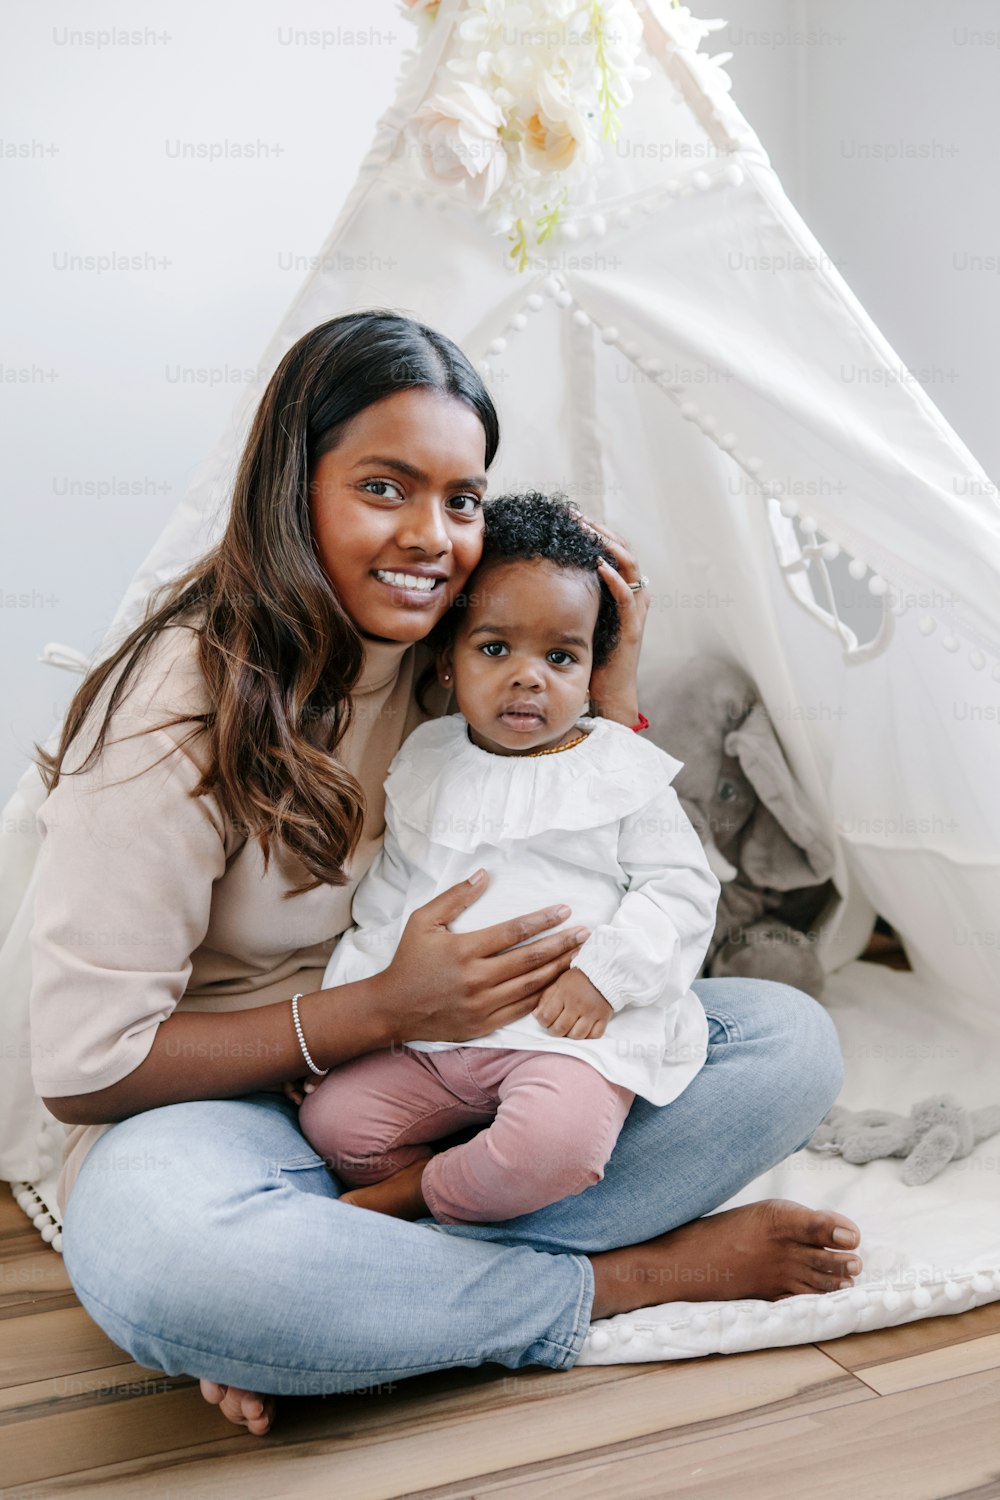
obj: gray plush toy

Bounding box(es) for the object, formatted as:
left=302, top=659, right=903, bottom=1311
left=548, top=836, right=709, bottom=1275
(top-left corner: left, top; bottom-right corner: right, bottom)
left=807, top=1093, right=1000, bottom=1185
left=644, top=657, right=837, bottom=998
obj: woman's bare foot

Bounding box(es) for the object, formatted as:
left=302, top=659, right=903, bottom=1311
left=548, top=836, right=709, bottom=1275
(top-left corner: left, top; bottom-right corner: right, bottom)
left=199, top=1378, right=275, bottom=1436
left=342, top=1158, right=430, bottom=1219
left=590, top=1199, right=863, bottom=1317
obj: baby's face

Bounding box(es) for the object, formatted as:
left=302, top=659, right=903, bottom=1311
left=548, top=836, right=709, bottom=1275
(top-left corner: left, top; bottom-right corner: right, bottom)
left=443, top=558, right=598, bottom=755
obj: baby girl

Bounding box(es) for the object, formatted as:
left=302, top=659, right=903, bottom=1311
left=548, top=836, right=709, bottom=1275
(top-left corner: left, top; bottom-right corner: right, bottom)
left=299, top=492, right=721, bottom=1224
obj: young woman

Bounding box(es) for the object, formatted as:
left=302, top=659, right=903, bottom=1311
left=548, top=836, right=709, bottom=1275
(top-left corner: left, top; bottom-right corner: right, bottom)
left=30, top=312, right=861, bottom=1436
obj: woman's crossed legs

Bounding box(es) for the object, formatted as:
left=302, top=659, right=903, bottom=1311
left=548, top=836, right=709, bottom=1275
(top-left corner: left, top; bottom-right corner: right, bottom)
left=61, top=980, right=861, bottom=1433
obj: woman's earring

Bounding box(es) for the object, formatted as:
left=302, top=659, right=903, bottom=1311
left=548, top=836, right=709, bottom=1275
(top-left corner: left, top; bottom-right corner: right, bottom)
left=443, top=673, right=452, bottom=684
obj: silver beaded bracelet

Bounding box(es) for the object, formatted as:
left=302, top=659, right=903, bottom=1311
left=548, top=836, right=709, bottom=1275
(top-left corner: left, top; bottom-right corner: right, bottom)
left=291, top=992, right=329, bottom=1076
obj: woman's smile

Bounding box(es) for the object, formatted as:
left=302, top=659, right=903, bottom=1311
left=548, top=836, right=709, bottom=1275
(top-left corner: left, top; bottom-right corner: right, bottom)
left=371, top=565, right=449, bottom=608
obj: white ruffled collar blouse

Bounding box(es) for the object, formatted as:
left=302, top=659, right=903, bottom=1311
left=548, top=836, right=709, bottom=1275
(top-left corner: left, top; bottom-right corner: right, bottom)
left=385, top=713, right=685, bottom=851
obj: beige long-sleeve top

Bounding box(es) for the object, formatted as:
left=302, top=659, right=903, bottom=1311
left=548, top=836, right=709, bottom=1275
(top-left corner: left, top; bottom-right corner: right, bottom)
left=29, top=621, right=433, bottom=1217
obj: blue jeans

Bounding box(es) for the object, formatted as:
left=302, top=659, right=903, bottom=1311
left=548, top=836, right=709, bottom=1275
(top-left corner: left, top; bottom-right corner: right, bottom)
left=61, top=980, right=843, bottom=1396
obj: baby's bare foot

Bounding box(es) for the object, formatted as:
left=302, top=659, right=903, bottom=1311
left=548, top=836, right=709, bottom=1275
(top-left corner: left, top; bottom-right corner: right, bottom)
left=342, top=1159, right=430, bottom=1220
left=199, top=1378, right=275, bottom=1436
left=591, top=1199, right=863, bottom=1318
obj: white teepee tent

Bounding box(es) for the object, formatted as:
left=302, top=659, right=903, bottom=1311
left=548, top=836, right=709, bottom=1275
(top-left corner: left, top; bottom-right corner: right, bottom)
left=3, top=0, right=999, bottom=1361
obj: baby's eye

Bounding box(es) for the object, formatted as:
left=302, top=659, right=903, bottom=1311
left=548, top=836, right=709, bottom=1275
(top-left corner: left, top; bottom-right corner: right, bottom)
left=361, top=479, right=404, bottom=501
left=447, top=494, right=483, bottom=517
left=547, top=650, right=575, bottom=666
left=481, top=642, right=508, bottom=657
left=718, top=780, right=737, bottom=802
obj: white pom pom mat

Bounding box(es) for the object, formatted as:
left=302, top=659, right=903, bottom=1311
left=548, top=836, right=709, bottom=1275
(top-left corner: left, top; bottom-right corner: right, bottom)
left=580, top=961, right=1000, bottom=1363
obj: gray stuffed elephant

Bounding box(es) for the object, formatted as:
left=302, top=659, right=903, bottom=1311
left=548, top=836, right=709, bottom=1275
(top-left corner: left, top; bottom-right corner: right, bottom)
left=645, top=658, right=837, bottom=998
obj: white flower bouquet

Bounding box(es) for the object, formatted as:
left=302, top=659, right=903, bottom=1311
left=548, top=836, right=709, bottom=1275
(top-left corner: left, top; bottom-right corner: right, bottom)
left=402, top=0, right=652, bottom=268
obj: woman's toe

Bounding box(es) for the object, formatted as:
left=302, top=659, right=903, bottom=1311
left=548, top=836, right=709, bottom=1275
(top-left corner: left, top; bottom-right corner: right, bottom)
left=808, top=1266, right=853, bottom=1292
left=827, top=1213, right=861, bottom=1249
left=237, top=1390, right=274, bottom=1433
left=799, top=1249, right=859, bottom=1283
left=199, top=1379, right=273, bottom=1433
left=247, top=1397, right=274, bottom=1434
left=800, top=1208, right=859, bottom=1250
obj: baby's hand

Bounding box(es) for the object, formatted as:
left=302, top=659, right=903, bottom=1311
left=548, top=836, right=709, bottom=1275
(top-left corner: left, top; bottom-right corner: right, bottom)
left=532, top=970, right=613, bottom=1040
left=281, top=1076, right=318, bottom=1107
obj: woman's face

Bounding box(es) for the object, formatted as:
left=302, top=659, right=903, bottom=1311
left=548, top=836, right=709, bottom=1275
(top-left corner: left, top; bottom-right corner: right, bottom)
left=308, top=387, right=488, bottom=644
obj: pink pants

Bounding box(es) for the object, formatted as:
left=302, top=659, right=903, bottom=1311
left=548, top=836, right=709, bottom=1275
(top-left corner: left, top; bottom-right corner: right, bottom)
left=299, top=1046, right=635, bottom=1225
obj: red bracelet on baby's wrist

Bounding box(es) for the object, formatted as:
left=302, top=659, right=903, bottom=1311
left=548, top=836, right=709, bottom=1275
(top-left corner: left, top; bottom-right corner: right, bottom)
left=630, top=712, right=649, bottom=733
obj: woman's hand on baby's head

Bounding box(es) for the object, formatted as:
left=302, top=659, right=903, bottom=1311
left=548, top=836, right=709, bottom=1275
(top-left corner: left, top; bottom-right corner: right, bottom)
left=578, top=517, right=650, bottom=725
left=532, top=970, right=614, bottom=1040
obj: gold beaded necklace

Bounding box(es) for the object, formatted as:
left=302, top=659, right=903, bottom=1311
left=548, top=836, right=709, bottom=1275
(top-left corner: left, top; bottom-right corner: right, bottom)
left=525, top=730, right=590, bottom=758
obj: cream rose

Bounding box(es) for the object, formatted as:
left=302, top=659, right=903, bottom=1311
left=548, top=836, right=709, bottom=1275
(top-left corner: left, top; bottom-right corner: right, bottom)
left=519, top=71, right=595, bottom=174
left=411, top=82, right=508, bottom=208
left=522, top=109, right=579, bottom=173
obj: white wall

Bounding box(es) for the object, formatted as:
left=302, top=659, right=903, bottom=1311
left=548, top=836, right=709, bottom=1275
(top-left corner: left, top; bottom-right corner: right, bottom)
left=795, top=0, right=1000, bottom=482
left=3, top=0, right=998, bottom=793
left=1, top=0, right=410, bottom=791
left=720, top=0, right=1000, bottom=481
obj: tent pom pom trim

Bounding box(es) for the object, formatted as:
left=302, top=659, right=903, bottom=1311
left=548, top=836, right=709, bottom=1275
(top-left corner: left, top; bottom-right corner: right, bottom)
left=476, top=266, right=997, bottom=669
left=475, top=226, right=1000, bottom=669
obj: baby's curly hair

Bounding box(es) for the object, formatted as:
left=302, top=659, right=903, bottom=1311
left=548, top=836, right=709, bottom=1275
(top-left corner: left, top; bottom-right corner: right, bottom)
left=452, top=491, right=622, bottom=667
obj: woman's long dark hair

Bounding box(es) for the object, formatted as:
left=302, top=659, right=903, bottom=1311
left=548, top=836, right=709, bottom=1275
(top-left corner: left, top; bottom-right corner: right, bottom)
left=35, top=311, right=499, bottom=895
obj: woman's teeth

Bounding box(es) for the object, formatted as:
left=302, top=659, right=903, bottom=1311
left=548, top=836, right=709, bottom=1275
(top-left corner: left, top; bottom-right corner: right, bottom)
left=374, top=570, right=438, bottom=592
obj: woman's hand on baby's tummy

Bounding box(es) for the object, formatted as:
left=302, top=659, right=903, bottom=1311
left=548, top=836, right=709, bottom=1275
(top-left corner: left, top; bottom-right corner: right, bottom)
left=378, top=870, right=591, bottom=1044
left=532, top=970, right=614, bottom=1040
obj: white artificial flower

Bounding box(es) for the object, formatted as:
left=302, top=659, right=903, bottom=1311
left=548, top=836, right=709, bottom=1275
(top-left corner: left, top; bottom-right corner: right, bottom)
left=400, top=0, right=442, bottom=45
left=412, top=81, right=508, bottom=207
left=687, top=47, right=735, bottom=96
left=518, top=69, right=598, bottom=172
left=659, top=5, right=728, bottom=53
left=599, top=0, right=645, bottom=52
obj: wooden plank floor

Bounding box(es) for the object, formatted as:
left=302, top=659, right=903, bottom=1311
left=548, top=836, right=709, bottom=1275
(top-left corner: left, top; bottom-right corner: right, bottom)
left=3, top=1185, right=1000, bottom=1499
